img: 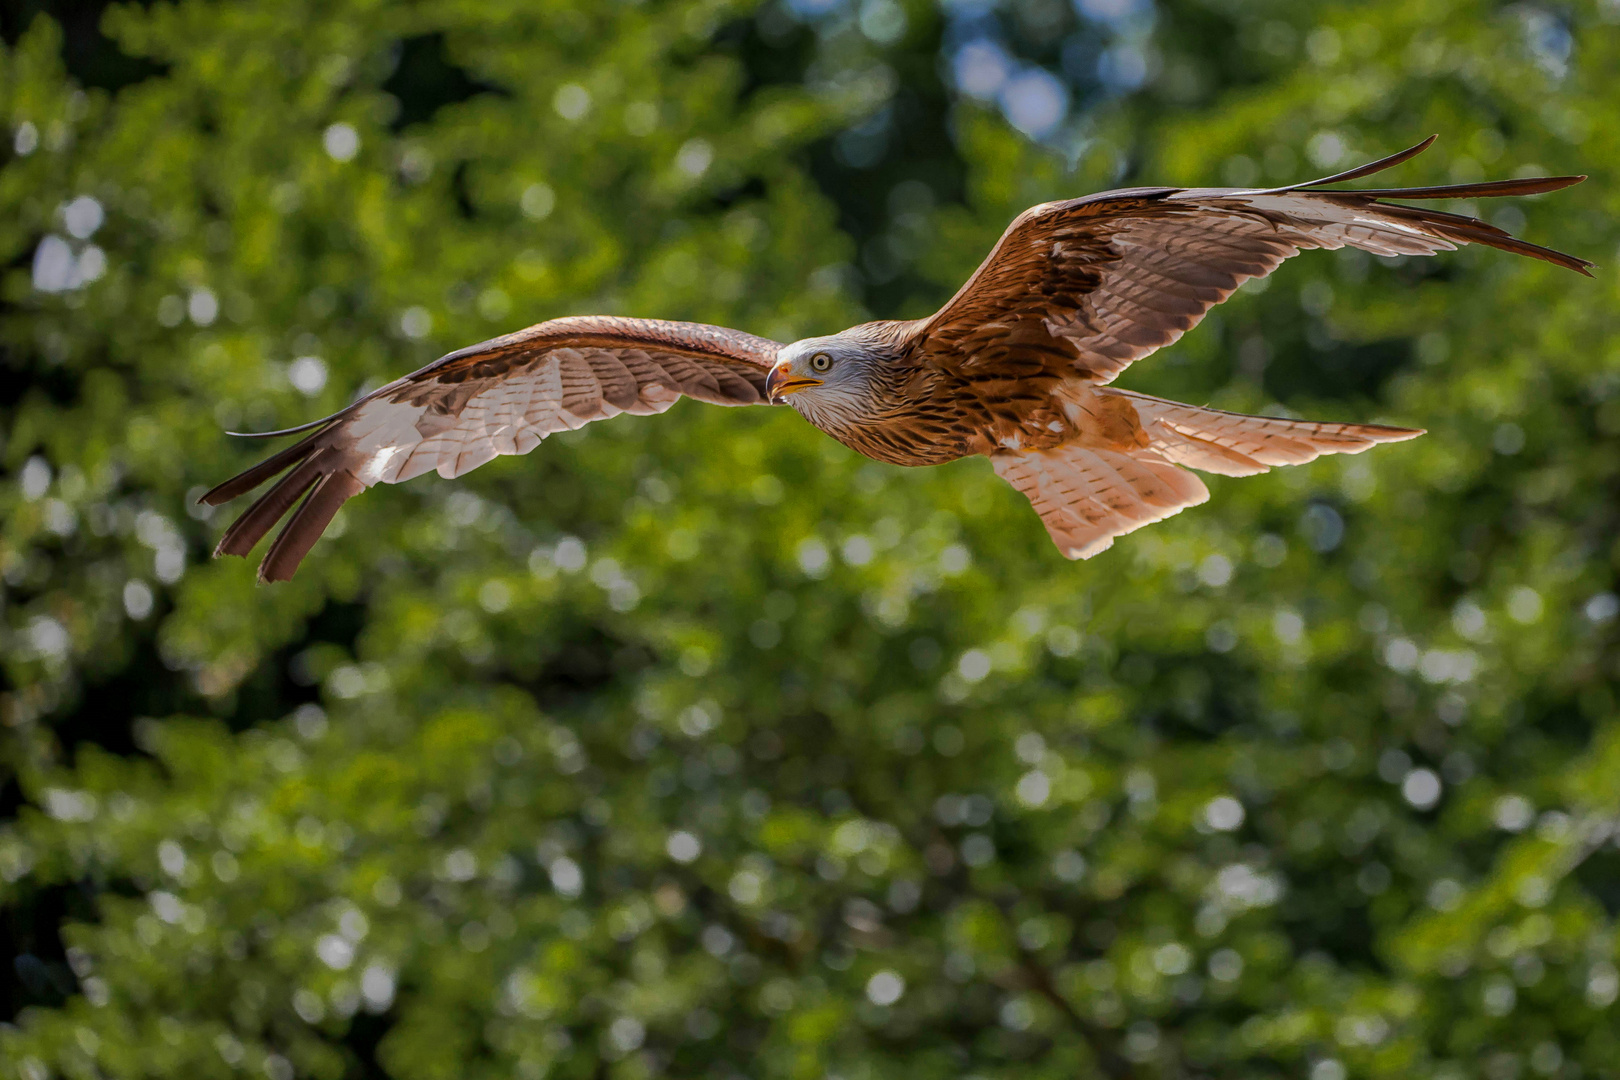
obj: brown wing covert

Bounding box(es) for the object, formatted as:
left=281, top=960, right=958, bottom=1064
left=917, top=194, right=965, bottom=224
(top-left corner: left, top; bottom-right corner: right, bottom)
left=909, top=137, right=1589, bottom=383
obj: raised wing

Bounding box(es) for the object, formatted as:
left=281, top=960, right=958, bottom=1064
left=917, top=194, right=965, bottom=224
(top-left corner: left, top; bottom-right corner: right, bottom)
left=910, top=137, right=1590, bottom=383
left=202, top=316, right=781, bottom=582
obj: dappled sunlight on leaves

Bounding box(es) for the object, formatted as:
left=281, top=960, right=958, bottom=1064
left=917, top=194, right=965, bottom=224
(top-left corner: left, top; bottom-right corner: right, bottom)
left=3, top=0, right=1620, bottom=1078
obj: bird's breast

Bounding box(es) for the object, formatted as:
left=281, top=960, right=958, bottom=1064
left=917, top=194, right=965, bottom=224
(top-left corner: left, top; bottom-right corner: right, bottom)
left=798, top=373, right=1142, bottom=468
left=814, top=412, right=976, bottom=467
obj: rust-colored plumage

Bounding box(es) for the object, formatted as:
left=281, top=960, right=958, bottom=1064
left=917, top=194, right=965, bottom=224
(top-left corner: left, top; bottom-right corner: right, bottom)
left=203, top=137, right=1591, bottom=579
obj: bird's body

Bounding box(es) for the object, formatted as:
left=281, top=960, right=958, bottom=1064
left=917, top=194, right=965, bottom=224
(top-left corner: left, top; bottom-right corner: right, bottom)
left=203, top=138, right=1591, bottom=580
left=775, top=322, right=1151, bottom=466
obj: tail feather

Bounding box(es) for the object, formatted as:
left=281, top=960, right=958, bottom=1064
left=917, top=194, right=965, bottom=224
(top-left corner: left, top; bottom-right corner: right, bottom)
left=993, top=446, right=1209, bottom=559
left=1105, top=389, right=1423, bottom=476
left=995, top=392, right=1422, bottom=560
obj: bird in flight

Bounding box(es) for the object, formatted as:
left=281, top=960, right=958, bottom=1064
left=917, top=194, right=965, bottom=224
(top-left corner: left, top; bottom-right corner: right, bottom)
left=204, top=137, right=1589, bottom=581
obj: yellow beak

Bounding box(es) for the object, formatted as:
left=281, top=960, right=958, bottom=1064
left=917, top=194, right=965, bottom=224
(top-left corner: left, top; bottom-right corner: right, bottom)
left=766, top=367, right=823, bottom=403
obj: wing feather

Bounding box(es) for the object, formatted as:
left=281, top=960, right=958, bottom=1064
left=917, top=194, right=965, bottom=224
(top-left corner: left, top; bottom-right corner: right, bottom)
left=586, top=348, right=643, bottom=411
left=908, top=139, right=1589, bottom=383
left=202, top=316, right=781, bottom=581
left=556, top=348, right=609, bottom=419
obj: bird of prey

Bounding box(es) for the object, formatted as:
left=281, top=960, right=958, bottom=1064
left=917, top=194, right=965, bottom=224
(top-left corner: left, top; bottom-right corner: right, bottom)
left=203, top=137, right=1590, bottom=581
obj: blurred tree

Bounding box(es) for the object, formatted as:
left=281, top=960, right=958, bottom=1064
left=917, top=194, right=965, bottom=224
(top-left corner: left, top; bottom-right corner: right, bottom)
left=2, top=1, right=1618, bottom=1078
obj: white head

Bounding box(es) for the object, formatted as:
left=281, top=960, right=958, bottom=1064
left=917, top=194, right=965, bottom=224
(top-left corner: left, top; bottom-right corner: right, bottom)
left=766, top=336, right=883, bottom=428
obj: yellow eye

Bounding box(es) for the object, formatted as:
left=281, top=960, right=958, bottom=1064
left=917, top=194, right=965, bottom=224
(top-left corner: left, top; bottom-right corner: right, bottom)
left=810, top=352, right=833, bottom=373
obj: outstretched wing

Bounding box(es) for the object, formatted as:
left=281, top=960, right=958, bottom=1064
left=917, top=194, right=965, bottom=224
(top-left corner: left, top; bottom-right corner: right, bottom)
left=909, top=136, right=1590, bottom=382
left=202, top=315, right=781, bottom=582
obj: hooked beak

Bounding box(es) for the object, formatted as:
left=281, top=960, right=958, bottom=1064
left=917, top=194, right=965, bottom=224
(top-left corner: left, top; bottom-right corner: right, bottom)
left=766, top=366, right=822, bottom=404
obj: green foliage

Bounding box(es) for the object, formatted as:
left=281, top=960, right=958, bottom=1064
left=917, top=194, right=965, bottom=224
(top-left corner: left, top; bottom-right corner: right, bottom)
left=3, top=1, right=1619, bottom=1078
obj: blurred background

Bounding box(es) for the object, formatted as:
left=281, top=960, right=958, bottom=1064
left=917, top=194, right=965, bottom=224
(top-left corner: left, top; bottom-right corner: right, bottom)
left=1, top=0, right=1618, bottom=1077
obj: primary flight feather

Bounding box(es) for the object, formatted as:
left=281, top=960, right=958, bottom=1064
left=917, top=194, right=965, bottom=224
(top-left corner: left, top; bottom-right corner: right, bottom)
left=203, top=137, right=1591, bottom=581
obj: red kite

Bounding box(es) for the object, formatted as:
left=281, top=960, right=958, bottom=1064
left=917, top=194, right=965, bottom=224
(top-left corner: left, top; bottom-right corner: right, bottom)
left=204, top=137, right=1589, bottom=580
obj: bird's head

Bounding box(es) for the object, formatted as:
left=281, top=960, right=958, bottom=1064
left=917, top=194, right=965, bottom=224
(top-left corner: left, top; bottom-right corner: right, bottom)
left=766, top=336, right=883, bottom=424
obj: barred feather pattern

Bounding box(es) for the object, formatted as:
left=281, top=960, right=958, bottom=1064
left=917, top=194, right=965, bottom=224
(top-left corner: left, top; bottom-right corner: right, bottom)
left=203, top=139, right=1590, bottom=579
left=992, top=393, right=1421, bottom=560
left=991, top=446, right=1211, bottom=560
left=1106, top=389, right=1425, bottom=477
left=202, top=317, right=779, bottom=581
left=911, top=138, right=1589, bottom=385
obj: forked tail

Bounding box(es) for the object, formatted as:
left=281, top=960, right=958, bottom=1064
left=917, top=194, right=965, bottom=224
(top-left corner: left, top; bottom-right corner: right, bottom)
left=992, top=391, right=1421, bottom=559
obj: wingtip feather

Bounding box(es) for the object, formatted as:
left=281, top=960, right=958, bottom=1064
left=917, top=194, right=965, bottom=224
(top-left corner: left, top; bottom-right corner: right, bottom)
left=1363, top=424, right=1425, bottom=443
left=1269, top=135, right=1439, bottom=193
left=256, top=470, right=365, bottom=583
left=200, top=430, right=328, bottom=506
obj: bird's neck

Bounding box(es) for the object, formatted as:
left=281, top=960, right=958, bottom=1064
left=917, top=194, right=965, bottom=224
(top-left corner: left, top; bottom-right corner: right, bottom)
left=794, top=359, right=962, bottom=467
